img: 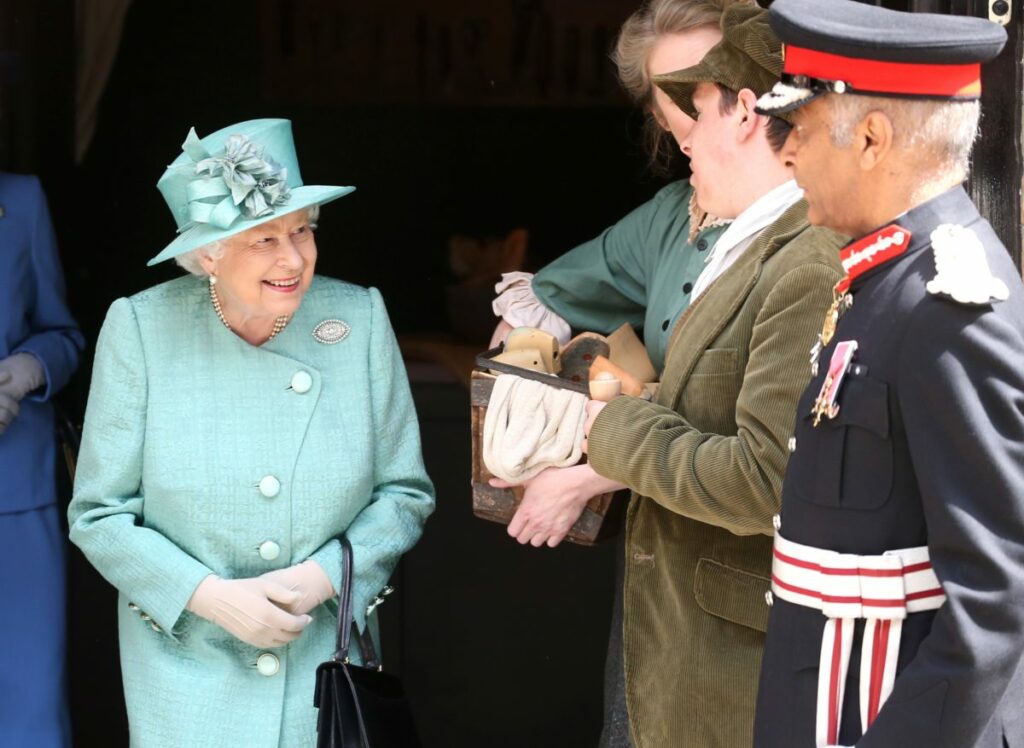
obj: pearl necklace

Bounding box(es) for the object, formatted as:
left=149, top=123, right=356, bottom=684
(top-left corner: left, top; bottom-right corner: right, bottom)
left=209, top=282, right=288, bottom=341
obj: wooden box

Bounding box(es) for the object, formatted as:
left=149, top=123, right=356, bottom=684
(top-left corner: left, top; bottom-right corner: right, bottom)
left=470, top=353, right=626, bottom=546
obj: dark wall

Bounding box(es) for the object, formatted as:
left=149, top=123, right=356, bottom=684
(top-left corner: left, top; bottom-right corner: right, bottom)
left=69, top=2, right=670, bottom=343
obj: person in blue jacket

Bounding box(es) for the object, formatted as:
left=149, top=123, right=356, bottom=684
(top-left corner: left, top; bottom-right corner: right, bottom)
left=0, top=172, right=84, bottom=747
left=67, top=119, right=434, bottom=747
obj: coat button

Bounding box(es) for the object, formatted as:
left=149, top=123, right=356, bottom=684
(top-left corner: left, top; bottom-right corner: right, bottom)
left=787, top=437, right=797, bottom=453
left=258, top=475, right=281, bottom=498
left=683, top=282, right=693, bottom=294
left=697, top=239, right=708, bottom=251
left=772, top=514, right=782, bottom=532
left=661, top=319, right=670, bottom=331
left=765, top=590, right=774, bottom=607
left=290, top=370, right=313, bottom=394
left=258, top=541, right=281, bottom=561
left=256, top=653, right=280, bottom=676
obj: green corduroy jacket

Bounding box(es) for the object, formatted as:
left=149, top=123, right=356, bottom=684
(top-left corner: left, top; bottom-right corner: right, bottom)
left=588, top=200, right=845, bottom=748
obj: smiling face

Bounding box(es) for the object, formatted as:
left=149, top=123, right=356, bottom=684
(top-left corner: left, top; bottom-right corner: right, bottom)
left=780, top=98, right=861, bottom=234
left=200, top=208, right=318, bottom=321
left=648, top=26, right=723, bottom=149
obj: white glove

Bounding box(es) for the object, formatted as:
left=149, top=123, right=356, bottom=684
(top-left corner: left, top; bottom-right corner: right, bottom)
left=0, top=353, right=45, bottom=400
left=0, top=373, right=19, bottom=434
left=491, top=273, right=572, bottom=345
left=186, top=575, right=313, bottom=648
left=259, top=560, right=336, bottom=616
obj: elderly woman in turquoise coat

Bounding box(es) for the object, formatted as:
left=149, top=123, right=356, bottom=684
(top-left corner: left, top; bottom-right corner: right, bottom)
left=68, top=119, right=435, bottom=747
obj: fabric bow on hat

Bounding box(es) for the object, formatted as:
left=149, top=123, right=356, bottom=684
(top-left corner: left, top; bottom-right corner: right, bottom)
left=178, top=128, right=291, bottom=232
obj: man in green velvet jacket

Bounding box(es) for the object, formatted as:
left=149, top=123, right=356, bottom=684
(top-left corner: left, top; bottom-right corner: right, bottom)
left=584, top=7, right=844, bottom=746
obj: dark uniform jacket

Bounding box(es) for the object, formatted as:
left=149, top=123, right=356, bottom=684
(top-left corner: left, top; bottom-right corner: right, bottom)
left=754, top=186, right=1024, bottom=748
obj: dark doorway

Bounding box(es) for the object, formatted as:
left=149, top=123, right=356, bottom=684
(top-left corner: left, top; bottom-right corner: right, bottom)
left=1, top=1, right=1021, bottom=747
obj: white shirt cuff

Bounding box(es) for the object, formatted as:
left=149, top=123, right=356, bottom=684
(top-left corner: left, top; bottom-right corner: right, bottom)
left=492, top=272, right=572, bottom=345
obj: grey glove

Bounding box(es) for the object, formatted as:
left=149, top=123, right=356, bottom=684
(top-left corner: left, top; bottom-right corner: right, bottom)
left=0, top=353, right=45, bottom=401
left=0, top=373, right=18, bottom=434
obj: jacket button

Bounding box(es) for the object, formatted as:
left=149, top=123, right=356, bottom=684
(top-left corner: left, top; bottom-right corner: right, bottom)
left=697, top=239, right=708, bottom=251
left=787, top=437, right=797, bottom=453
left=290, top=370, right=313, bottom=394
left=258, top=541, right=281, bottom=561
left=683, top=282, right=693, bottom=294
left=661, top=319, right=670, bottom=331
left=765, top=590, right=774, bottom=607
left=772, top=514, right=782, bottom=532
left=258, top=475, right=281, bottom=498
left=256, top=653, right=280, bottom=677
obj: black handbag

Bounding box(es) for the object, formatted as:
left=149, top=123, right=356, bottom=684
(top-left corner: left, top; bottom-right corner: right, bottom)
left=313, top=536, right=421, bottom=748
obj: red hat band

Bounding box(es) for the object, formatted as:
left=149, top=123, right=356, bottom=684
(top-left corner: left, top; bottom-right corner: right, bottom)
left=783, top=45, right=982, bottom=98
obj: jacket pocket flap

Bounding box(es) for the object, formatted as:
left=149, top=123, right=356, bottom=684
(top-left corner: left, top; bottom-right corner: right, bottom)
left=833, top=375, right=890, bottom=437
left=694, top=558, right=771, bottom=633
left=690, top=347, right=738, bottom=378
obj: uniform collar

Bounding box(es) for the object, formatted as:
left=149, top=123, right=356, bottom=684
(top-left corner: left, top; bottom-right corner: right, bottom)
left=844, top=184, right=978, bottom=291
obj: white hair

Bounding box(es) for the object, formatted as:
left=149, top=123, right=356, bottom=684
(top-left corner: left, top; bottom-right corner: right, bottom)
left=827, top=95, right=980, bottom=179
left=175, top=204, right=321, bottom=277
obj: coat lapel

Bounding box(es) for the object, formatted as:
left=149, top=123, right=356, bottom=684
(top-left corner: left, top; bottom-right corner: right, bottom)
left=658, top=200, right=811, bottom=406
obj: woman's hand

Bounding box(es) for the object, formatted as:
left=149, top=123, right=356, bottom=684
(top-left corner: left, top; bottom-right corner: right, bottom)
left=259, top=560, right=335, bottom=616
left=186, top=575, right=313, bottom=648
left=490, top=463, right=626, bottom=548
left=0, top=372, right=18, bottom=434
left=489, top=319, right=514, bottom=350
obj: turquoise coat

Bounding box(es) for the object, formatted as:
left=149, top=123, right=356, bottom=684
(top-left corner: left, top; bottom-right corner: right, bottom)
left=68, top=275, right=434, bottom=747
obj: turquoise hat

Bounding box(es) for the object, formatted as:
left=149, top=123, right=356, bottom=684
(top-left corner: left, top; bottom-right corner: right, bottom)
left=148, top=118, right=355, bottom=266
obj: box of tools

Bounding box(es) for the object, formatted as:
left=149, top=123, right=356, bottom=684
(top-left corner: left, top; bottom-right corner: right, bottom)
left=470, top=325, right=656, bottom=546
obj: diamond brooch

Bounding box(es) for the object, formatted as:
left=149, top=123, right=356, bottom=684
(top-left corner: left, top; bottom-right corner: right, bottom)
left=313, top=318, right=351, bottom=345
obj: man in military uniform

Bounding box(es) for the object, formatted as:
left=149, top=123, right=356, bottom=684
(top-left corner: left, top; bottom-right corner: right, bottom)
left=751, top=1, right=1024, bottom=747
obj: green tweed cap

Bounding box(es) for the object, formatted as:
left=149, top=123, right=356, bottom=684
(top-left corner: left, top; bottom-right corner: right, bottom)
left=653, top=3, right=785, bottom=120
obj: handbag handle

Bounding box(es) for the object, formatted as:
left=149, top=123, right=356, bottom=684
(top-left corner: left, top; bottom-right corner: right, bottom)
left=332, top=536, right=382, bottom=669
left=333, top=536, right=356, bottom=661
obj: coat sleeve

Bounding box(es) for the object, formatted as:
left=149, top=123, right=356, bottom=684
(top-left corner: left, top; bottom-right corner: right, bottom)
left=308, top=287, right=435, bottom=631
left=587, top=261, right=840, bottom=536
left=531, top=183, right=688, bottom=335
left=12, top=177, right=85, bottom=401
left=68, top=298, right=213, bottom=634
left=858, top=299, right=1024, bottom=748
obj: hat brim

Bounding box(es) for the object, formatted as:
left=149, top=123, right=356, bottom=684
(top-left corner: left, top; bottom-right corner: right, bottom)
left=653, top=64, right=715, bottom=119
left=755, top=81, right=825, bottom=116
left=147, top=184, right=356, bottom=266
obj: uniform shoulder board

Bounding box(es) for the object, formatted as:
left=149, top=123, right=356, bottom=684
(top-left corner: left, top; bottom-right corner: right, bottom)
left=925, top=224, right=1009, bottom=305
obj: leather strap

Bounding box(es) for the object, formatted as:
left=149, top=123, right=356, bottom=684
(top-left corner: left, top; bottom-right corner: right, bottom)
left=332, top=536, right=382, bottom=669
left=332, top=536, right=355, bottom=661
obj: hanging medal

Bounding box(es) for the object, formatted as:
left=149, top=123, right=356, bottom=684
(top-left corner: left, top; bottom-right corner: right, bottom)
left=810, top=224, right=913, bottom=376
left=811, top=340, right=859, bottom=426
left=810, top=290, right=853, bottom=376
